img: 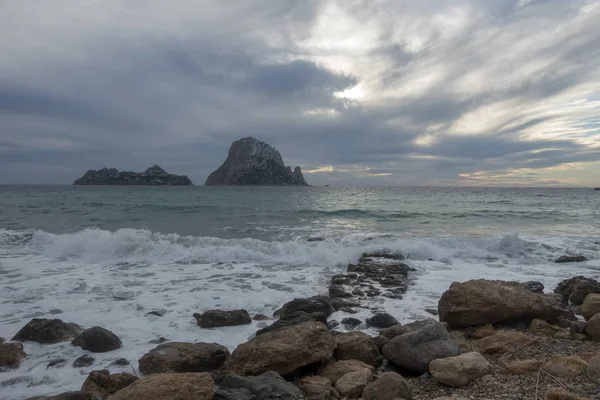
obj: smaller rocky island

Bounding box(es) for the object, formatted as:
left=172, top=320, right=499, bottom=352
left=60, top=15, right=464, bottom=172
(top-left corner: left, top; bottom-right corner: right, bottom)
left=205, top=137, right=309, bottom=186
left=73, top=165, right=193, bottom=186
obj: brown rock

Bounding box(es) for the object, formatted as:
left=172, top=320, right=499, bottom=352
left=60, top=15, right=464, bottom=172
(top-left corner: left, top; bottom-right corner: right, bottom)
left=138, top=342, right=229, bottom=374
left=379, top=325, right=407, bottom=340
left=334, top=369, right=372, bottom=398
left=529, top=319, right=564, bottom=337
left=542, top=356, right=588, bottom=379
left=474, top=331, right=538, bottom=354
left=581, top=294, right=600, bottom=320
left=301, top=376, right=332, bottom=386
left=320, top=360, right=374, bottom=384
left=334, top=332, right=380, bottom=366
left=0, top=342, right=27, bottom=369
left=587, top=355, right=600, bottom=383
left=362, top=372, right=412, bottom=400
left=554, top=276, right=600, bottom=305
left=299, top=376, right=339, bottom=400
left=81, top=370, right=138, bottom=399
left=429, top=352, right=491, bottom=387
left=439, top=280, right=574, bottom=328
left=504, top=359, right=543, bottom=374
left=224, top=321, right=335, bottom=376
left=472, top=324, right=495, bottom=339
left=106, top=373, right=213, bottom=400
left=545, top=388, right=592, bottom=400
left=585, top=313, right=600, bottom=341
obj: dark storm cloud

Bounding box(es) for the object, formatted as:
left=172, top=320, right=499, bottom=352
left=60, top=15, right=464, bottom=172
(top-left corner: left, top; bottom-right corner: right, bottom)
left=0, top=0, right=599, bottom=185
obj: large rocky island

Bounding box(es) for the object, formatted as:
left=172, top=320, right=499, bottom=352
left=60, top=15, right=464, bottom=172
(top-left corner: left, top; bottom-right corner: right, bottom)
left=205, top=137, right=309, bottom=186
left=73, top=165, right=193, bottom=185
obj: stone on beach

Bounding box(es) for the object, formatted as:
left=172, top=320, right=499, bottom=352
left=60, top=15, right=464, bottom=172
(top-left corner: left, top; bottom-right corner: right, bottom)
left=138, top=342, right=230, bottom=374
left=334, top=369, right=373, bottom=399
left=319, top=359, right=374, bottom=384
left=81, top=369, right=138, bottom=399
left=194, top=309, right=252, bottom=328
left=581, top=294, right=600, bottom=320
left=554, top=276, right=600, bottom=305
left=0, top=342, right=27, bottom=369
left=334, top=331, right=381, bottom=366
left=12, top=318, right=82, bottom=344
left=429, top=352, right=491, bottom=387
left=106, top=373, right=213, bottom=400
left=362, top=372, right=412, bottom=400
left=366, top=313, right=399, bottom=328
left=219, top=371, right=304, bottom=400
left=71, top=327, right=122, bottom=353
left=279, top=296, right=334, bottom=319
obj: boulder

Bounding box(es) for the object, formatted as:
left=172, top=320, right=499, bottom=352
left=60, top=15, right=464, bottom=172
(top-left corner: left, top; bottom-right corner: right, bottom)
left=439, top=280, right=574, bottom=327
left=555, top=255, right=587, bottom=263
left=371, top=336, right=389, bottom=351
left=474, top=331, right=538, bottom=354
left=81, top=370, right=138, bottom=399
left=522, top=281, right=545, bottom=293
left=581, top=294, right=600, bottom=320
left=279, top=296, right=334, bottom=319
left=334, top=332, right=381, bottom=366
left=253, top=314, right=269, bottom=321
left=12, top=318, right=82, bottom=344
left=334, top=369, right=372, bottom=399
left=0, top=342, right=27, bottom=369
left=382, top=320, right=460, bottom=374
left=220, top=371, right=303, bottom=400
left=319, top=360, right=374, bottom=384
left=224, top=321, right=335, bottom=376
left=106, top=373, right=213, bottom=400
left=379, top=325, right=407, bottom=339
left=587, top=355, right=600, bottom=383
left=429, top=352, right=491, bottom=387
left=366, top=313, right=399, bottom=328
left=72, top=327, right=122, bottom=353
left=138, top=342, right=229, bottom=374
left=73, top=355, right=95, bottom=368
left=256, top=311, right=326, bottom=336
left=545, top=388, right=591, bottom=400
left=362, top=372, right=412, bottom=400
left=529, top=319, right=564, bottom=337
left=504, top=359, right=543, bottom=374
left=341, top=318, right=362, bottom=327
left=555, top=276, right=600, bottom=305
left=585, top=313, right=600, bottom=341
left=329, top=284, right=352, bottom=298
left=194, top=309, right=251, bottom=328
left=541, top=356, right=588, bottom=379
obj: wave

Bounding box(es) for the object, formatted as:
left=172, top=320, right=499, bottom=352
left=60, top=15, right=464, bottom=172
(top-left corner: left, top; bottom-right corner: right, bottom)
left=1, top=228, right=594, bottom=268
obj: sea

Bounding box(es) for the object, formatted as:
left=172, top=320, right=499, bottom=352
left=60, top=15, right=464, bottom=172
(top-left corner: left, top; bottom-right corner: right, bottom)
left=0, top=185, right=599, bottom=398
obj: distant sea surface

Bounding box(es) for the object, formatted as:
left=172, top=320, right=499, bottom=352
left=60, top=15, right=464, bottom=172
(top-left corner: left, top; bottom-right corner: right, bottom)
left=1, top=186, right=599, bottom=398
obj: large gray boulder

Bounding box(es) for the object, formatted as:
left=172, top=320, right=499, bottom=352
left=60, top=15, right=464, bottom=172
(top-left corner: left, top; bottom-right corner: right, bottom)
left=224, top=321, right=335, bottom=376
left=12, top=318, right=82, bottom=344
left=279, top=296, right=334, bottom=319
left=71, top=327, right=122, bottom=353
left=74, top=165, right=193, bottom=185
left=205, top=137, right=309, bottom=186
left=438, top=280, right=574, bottom=327
left=382, top=320, right=460, bottom=373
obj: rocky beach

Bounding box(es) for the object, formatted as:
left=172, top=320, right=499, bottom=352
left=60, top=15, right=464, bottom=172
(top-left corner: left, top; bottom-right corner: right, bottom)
left=2, top=250, right=600, bottom=400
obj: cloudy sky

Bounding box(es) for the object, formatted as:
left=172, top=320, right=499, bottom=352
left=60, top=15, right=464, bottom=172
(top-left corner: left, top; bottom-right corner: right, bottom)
left=1, top=0, right=599, bottom=186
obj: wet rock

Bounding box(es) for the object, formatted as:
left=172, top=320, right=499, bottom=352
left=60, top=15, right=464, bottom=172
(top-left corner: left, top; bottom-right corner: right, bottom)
left=224, top=321, right=335, bottom=376
left=319, top=360, right=374, bottom=384
left=0, top=342, right=27, bottom=369
left=585, top=313, right=600, bottom=341
left=474, top=331, right=539, bottom=354
left=341, top=318, right=362, bottom=327
left=522, top=281, right=545, bottom=293
left=47, top=358, right=67, bottom=369
left=429, top=352, right=491, bottom=387
left=366, top=313, right=399, bottom=328
left=329, top=284, right=352, bottom=299
left=555, top=276, right=600, bottom=305
left=371, top=335, right=389, bottom=351
left=439, top=280, right=575, bottom=328
left=352, top=288, right=365, bottom=296
left=194, top=309, right=252, bottom=328
left=257, top=311, right=327, bottom=336
left=12, top=318, right=82, bottom=344
left=279, top=296, right=334, bottom=319
left=72, top=327, right=122, bottom=353
left=542, top=356, right=588, bottom=379
left=382, top=321, right=460, bottom=374
left=581, top=294, right=600, bottom=320
left=138, top=342, right=229, bottom=374
left=529, top=319, right=564, bottom=337
left=331, top=298, right=361, bottom=311
left=252, top=314, right=269, bottom=321
left=81, top=369, right=138, bottom=399
left=73, top=355, right=95, bottom=368
left=555, top=255, right=587, bottom=263
left=362, top=372, right=412, bottom=400
left=380, top=325, right=407, bottom=340
left=112, top=358, right=129, bottom=366
left=334, top=332, right=381, bottom=366
left=334, top=369, right=372, bottom=399
left=220, top=371, right=303, bottom=400
left=504, top=359, right=543, bottom=374
left=145, top=311, right=163, bottom=317
left=340, top=307, right=358, bottom=314
left=327, top=320, right=340, bottom=330
left=106, top=372, right=213, bottom=400
left=331, top=275, right=358, bottom=285
left=425, top=308, right=439, bottom=316
left=147, top=337, right=168, bottom=344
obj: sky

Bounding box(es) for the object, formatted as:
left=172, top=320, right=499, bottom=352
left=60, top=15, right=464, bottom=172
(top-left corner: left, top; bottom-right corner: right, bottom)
left=1, top=0, right=599, bottom=186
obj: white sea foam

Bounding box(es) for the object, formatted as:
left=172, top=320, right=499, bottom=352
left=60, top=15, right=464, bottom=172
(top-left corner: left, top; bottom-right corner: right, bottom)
left=0, top=228, right=599, bottom=399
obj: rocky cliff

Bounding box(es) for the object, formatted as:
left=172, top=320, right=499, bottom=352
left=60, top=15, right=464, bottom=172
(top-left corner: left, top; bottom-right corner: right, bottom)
left=205, top=137, right=309, bottom=186
left=73, top=165, right=193, bottom=185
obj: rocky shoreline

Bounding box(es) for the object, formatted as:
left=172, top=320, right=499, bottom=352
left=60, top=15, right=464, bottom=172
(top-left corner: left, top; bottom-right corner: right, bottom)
left=1, top=252, right=599, bottom=400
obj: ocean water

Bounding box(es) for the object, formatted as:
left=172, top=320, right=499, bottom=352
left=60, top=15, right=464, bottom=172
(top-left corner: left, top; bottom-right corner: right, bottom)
left=0, top=185, right=599, bottom=398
